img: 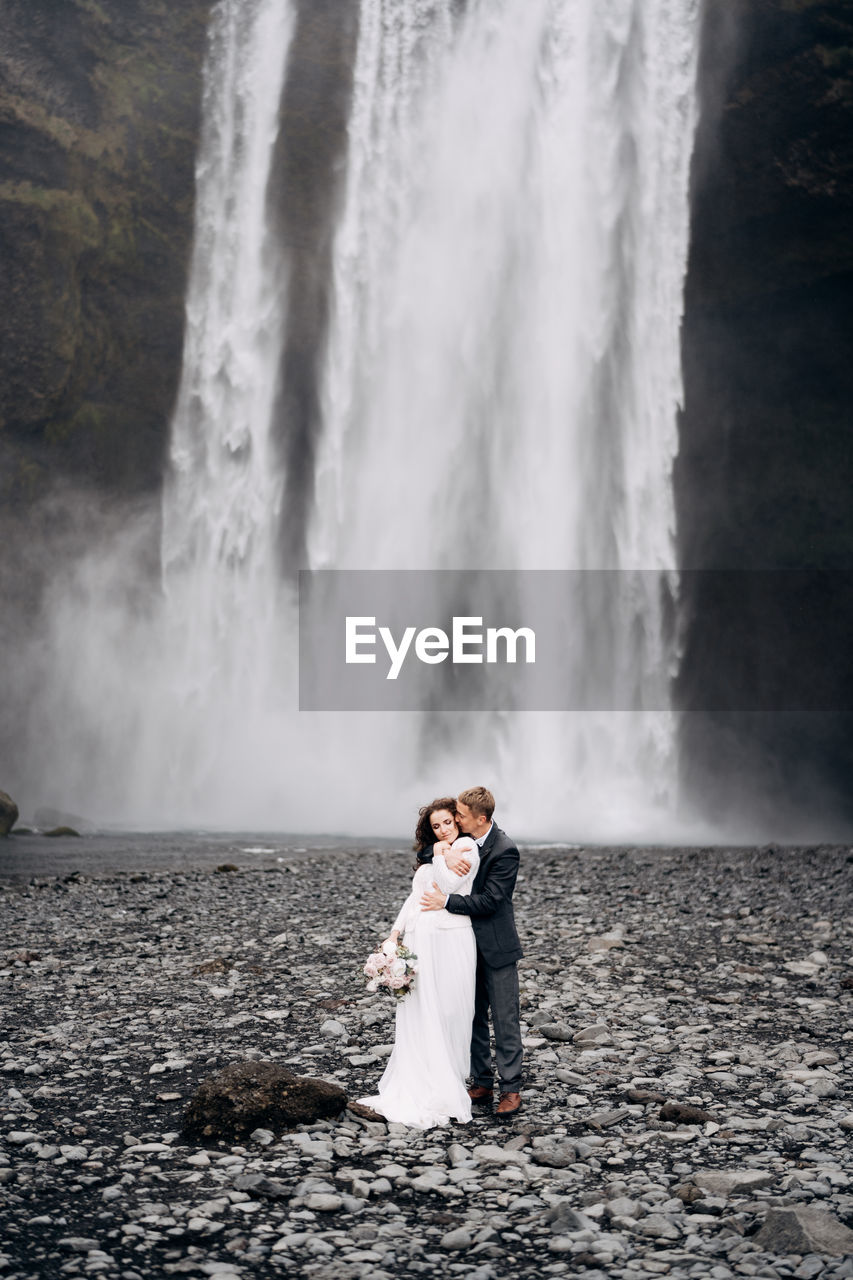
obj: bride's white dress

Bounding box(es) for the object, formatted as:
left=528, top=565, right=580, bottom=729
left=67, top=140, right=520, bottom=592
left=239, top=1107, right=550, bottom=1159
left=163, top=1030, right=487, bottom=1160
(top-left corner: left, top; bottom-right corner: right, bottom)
left=359, top=838, right=480, bottom=1129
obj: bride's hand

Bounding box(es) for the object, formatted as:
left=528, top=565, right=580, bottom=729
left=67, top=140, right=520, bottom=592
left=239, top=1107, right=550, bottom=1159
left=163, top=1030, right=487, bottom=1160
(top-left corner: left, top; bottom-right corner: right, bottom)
left=434, top=840, right=452, bottom=858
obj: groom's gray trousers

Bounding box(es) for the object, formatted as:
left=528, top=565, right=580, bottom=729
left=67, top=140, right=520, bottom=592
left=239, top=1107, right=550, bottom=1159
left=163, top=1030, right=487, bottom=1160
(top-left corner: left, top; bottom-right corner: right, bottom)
left=470, top=953, right=523, bottom=1093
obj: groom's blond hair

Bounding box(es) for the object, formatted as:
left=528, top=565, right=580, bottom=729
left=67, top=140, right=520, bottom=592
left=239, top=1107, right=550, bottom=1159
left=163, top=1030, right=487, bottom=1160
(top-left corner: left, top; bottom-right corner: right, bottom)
left=458, top=786, right=495, bottom=820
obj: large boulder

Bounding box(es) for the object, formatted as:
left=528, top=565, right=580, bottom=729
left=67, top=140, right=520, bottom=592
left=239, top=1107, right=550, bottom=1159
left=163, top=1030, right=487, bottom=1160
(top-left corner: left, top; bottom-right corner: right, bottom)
left=0, top=790, right=18, bottom=836
left=182, top=1061, right=347, bottom=1142
left=753, top=1206, right=853, bottom=1257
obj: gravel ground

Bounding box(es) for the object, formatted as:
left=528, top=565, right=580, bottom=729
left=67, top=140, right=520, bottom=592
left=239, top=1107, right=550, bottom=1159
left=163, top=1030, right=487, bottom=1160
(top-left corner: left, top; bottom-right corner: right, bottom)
left=1, top=841, right=852, bottom=1280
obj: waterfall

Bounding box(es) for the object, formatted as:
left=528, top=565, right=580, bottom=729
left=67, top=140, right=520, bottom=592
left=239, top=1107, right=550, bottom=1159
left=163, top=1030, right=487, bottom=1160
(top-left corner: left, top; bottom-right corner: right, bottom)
left=154, top=0, right=295, bottom=815
left=29, top=0, right=701, bottom=837
left=306, top=0, right=701, bottom=834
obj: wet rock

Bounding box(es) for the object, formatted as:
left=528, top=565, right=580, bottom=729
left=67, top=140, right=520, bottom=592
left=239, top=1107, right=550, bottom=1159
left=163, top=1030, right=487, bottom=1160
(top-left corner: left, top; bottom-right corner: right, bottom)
left=530, top=1136, right=578, bottom=1168
left=232, top=1173, right=290, bottom=1198
left=44, top=826, right=81, bottom=838
left=624, top=1087, right=668, bottom=1104
left=0, top=838, right=851, bottom=1280
left=0, top=790, right=18, bottom=836
left=543, top=1203, right=595, bottom=1233
left=587, top=933, right=624, bottom=952
left=693, top=1168, right=776, bottom=1197
left=639, top=1213, right=681, bottom=1240
left=440, top=1227, right=473, bottom=1249
left=659, top=1101, right=717, bottom=1125
left=305, top=1191, right=342, bottom=1211
left=320, top=1018, right=346, bottom=1039
left=573, top=1024, right=613, bottom=1046
left=754, top=1206, right=853, bottom=1256
left=539, top=1023, right=574, bottom=1041
left=586, top=1107, right=632, bottom=1128
left=182, top=1060, right=347, bottom=1141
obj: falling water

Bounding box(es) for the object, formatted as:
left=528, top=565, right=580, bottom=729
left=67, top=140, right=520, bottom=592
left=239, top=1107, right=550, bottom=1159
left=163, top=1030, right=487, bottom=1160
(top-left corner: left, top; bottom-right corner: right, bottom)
left=307, top=0, right=701, bottom=833
left=154, top=0, right=295, bottom=814
left=27, top=0, right=701, bottom=837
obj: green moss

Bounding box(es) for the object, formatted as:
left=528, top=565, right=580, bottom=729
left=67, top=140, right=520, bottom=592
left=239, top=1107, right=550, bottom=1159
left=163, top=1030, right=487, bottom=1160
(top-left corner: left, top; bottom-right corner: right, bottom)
left=63, top=403, right=106, bottom=445
left=0, top=0, right=210, bottom=496
left=815, top=43, right=853, bottom=71
left=0, top=181, right=101, bottom=248
left=73, top=0, right=110, bottom=25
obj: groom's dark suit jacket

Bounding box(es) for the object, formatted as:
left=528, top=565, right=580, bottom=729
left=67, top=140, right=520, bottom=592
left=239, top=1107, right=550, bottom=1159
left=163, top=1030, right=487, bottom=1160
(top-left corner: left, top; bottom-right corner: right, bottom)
left=420, top=824, right=523, bottom=969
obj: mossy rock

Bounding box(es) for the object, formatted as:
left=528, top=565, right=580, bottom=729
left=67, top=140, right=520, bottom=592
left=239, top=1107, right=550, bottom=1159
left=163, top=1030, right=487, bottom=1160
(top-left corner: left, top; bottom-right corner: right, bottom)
left=183, top=1061, right=348, bottom=1142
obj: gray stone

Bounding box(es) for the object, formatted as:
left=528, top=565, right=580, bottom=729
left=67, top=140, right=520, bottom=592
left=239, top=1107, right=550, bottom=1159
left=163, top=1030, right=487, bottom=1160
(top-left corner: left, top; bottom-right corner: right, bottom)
left=587, top=934, right=624, bottom=952
left=693, top=1168, right=776, bottom=1197
left=586, top=1107, right=632, bottom=1128
left=320, top=1018, right=346, bottom=1039
left=249, top=1127, right=274, bottom=1145
left=531, top=1137, right=578, bottom=1168
left=439, top=1227, right=472, bottom=1249
left=304, top=1192, right=343, bottom=1212
left=604, top=1197, right=641, bottom=1219
left=233, top=1173, right=290, bottom=1198
left=542, top=1203, right=595, bottom=1233
left=639, top=1213, right=681, bottom=1240
left=472, top=1143, right=528, bottom=1166
left=573, top=1024, right=613, bottom=1045
left=539, top=1023, right=574, bottom=1041
left=0, top=790, right=18, bottom=837
left=753, top=1207, right=853, bottom=1257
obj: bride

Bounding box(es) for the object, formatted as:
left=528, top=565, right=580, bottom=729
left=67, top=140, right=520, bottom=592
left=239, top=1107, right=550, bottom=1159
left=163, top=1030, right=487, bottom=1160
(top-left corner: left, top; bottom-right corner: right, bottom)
left=359, top=797, right=480, bottom=1129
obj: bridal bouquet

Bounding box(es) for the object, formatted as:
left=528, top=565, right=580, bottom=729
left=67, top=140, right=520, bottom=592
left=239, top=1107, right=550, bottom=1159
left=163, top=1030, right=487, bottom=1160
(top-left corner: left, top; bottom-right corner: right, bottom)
left=363, top=937, right=418, bottom=1001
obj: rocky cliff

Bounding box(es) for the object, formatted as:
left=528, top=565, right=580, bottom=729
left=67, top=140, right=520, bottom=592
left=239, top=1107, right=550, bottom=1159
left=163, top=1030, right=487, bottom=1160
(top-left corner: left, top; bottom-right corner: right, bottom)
left=676, top=0, right=853, bottom=831
left=0, top=0, right=211, bottom=502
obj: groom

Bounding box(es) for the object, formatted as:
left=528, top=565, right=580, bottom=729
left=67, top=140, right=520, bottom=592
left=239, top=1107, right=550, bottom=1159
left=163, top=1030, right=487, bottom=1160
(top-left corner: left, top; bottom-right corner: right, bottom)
left=420, top=786, right=524, bottom=1117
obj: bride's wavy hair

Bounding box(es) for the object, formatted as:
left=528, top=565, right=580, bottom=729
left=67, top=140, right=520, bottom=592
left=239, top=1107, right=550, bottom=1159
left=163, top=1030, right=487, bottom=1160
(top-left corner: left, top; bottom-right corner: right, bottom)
left=413, top=797, right=459, bottom=853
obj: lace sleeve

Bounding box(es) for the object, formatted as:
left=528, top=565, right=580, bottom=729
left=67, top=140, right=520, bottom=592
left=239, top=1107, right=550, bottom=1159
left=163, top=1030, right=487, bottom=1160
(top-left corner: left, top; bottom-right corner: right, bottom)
left=429, top=840, right=480, bottom=895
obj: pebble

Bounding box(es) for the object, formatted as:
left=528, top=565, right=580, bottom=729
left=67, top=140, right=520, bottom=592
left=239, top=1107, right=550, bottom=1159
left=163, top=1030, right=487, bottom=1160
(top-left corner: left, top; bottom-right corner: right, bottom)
left=0, top=841, right=851, bottom=1280
left=439, top=1227, right=473, bottom=1249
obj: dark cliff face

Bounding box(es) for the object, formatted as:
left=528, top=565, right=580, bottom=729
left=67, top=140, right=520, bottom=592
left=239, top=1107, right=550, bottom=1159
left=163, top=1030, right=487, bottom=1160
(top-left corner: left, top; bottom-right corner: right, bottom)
left=0, top=0, right=211, bottom=502
left=676, top=0, right=853, bottom=832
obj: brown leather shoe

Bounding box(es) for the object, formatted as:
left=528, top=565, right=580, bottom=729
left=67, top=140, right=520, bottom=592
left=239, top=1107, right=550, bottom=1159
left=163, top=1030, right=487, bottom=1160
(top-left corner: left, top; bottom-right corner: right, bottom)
left=468, top=1085, right=494, bottom=1105
left=496, top=1091, right=522, bottom=1118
